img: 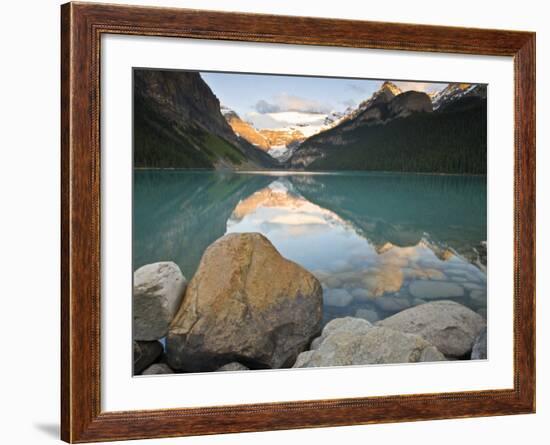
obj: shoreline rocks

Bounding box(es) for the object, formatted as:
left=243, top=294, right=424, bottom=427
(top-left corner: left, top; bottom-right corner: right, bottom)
left=471, top=328, right=487, bottom=360
left=142, top=363, right=174, bottom=375
left=216, top=362, right=249, bottom=372
left=133, top=262, right=187, bottom=341
left=166, top=233, right=323, bottom=372
left=132, top=232, right=488, bottom=374
left=376, top=301, right=486, bottom=358
left=293, top=317, right=445, bottom=368
left=133, top=340, right=163, bottom=375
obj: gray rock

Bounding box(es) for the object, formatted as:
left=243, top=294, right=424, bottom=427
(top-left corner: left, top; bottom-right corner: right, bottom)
left=133, top=262, right=187, bottom=341
left=167, top=233, right=323, bottom=371
left=409, top=280, right=464, bottom=300
left=310, top=336, right=323, bottom=350
left=216, top=362, right=249, bottom=372
left=477, top=308, right=487, bottom=319
left=293, top=325, right=445, bottom=368
left=142, top=363, right=174, bottom=375
left=325, top=289, right=353, bottom=307
left=377, top=301, right=486, bottom=357
left=471, top=328, right=487, bottom=360
left=420, top=346, right=448, bottom=362
left=321, top=317, right=372, bottom=339
left=133, top=341, right=163, bottom=375
left=354, top=308, right=380, bottom=323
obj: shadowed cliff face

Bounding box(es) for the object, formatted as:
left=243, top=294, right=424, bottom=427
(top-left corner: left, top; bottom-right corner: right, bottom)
left=133, top=70, right=277, bottom=169
left=135, top=69, right=233, bottom=139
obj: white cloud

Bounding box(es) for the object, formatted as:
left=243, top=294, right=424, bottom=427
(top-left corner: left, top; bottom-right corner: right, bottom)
left=254, top=93, right=332, bottom=114
left=247, top=110, right=326, bottom=130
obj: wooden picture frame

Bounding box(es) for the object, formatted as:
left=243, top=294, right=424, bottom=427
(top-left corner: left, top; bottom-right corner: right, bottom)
left=61, top=2, right=536, bottom=442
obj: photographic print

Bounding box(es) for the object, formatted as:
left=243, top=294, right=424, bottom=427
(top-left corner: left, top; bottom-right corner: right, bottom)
left=132, top=68, right=488, bottom=375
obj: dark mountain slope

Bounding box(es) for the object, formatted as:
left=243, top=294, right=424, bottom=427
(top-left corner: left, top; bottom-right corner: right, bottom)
left=134, top=69, right=277, bottom=169
left=287, top=86, right=486, bottom=174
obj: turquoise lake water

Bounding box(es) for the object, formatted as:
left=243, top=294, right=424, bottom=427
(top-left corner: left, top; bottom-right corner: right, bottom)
left=133, top=170, right=487, bottom=326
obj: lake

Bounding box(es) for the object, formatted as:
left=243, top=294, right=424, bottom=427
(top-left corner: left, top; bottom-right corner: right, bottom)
left=134, top=170, right=487, bottom=326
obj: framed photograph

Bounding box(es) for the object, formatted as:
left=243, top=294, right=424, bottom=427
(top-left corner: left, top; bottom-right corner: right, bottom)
left=61, top=2, right=535, bottom=442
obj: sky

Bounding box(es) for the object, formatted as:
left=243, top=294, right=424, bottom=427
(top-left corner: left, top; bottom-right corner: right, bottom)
left=201, top=71, right=449, bottom=130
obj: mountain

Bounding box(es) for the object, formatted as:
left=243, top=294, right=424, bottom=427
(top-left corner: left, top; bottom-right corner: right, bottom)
left=432, top=83, right=487, bottom=111
left=134, top=70, right=277, bottom=169
left=331, top=81, right=403, bottom=130
left=221, top=105, right=363, bottom=162
left=221, top=106, right=271, bottom=151
left=222, top=106, right=308, bottom=161
left=286, top=82, right=486, bottom=174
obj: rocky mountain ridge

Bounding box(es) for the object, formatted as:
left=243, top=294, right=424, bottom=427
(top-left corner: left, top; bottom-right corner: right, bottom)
left=134, top=71, right=486, bottom=174
left=221, top=106, right=306, bottom=161
left=432, top=83, right=487, bottom=111
left=286, top=82, right=433, bottom=168
left=286, top=81, right=486, bottom=173
left=134, top=70, right=277, bottom=169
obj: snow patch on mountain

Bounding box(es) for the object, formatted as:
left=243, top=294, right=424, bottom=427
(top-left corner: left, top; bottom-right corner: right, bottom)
left=431, top=83, right=479, bottom=110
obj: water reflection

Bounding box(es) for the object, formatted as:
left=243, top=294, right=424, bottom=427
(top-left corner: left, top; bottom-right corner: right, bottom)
left=134, top=171, right=487, bottom=326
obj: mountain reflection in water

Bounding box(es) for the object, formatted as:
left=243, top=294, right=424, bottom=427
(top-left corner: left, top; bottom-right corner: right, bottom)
left=134, top=170, right=487, bottom=326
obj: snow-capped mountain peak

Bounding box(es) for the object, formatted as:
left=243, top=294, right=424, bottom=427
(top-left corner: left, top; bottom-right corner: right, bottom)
left=431, top=83, right=483, bottom=110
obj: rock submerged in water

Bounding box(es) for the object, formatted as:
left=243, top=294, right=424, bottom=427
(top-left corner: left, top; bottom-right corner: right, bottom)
left=293, top=317, right=445, bottom=368
left=377, top=301, right=486, bottom=357
left=325, top=288, right=353, bottom=307
left=133, top=262, right=187, bottom=341
left=133, top=340, right=163, bottom=375
left=166, top=233, right=323, bottom=372
left=350, top=288, right=372, bottom=302
left=373, top=296, right=411, bottom=313
left=408, top=280, right=464, bottom=300
left=355, top=308, right=379, bottom=323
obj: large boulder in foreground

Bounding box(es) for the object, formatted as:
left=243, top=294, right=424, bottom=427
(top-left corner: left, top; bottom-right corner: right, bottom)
left=377, top=301, right=486, bottom=357
left=167, top=233, right=323, bottom=371
left=294, top=317, right=445, bottom=368
left=133, top=262, right=187, bottom=341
